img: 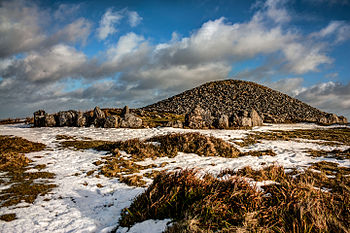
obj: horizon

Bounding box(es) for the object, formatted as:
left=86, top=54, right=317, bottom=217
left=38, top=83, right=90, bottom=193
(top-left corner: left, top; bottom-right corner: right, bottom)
left=0, top=0, right=350, bottom=119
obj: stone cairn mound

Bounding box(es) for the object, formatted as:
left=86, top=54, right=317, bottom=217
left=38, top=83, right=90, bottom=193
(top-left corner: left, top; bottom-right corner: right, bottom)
left=33, top=106, right=142, bottom=128
left=143, top=79, right=348, bottom=127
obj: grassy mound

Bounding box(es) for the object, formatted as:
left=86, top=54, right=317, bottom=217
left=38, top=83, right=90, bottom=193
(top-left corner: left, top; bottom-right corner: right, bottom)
left=119, top=164, right=349, bottom=232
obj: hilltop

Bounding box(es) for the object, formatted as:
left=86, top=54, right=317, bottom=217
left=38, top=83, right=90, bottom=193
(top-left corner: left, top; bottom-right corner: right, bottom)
left=143, top=79, right=347, bottom=124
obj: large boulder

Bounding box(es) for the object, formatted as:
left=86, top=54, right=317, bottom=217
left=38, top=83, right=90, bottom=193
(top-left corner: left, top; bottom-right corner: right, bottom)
left=215, top=114, right=229, bottom=129
left=104, top=116, right=120, bottom=128
left=76, top=111, right=87, bottom=127
left=119, top=106, right=143, bottom=128
left=119, top=114, right=142, bottom=128
left=165, top=120, right=183, bottom=128
left=230, top=109, right=263, bottom=127
left=318, top=113, right=346, bottom=125
left=45, top=114, right=56, bottom=127
left=184, top=105, right=213, bottom=129
left=250, top=109, right=263, bottom=126
left=93, top=106, right=106, bottom=127
left=34, top=110, right=46, bottom=127
left=58, top=110, right=78, bottom=126
left=339, top=116, right=348, bottom=124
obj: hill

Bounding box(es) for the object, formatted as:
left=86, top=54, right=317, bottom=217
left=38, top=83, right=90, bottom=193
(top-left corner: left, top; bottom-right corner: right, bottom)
left=142, top=79, right=347, bottom=124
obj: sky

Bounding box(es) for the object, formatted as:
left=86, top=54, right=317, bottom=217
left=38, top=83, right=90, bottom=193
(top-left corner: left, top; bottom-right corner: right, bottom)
left=0, top=0, right=350, bottom=119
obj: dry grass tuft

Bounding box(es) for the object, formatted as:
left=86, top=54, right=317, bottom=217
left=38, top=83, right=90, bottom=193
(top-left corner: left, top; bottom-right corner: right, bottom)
left=60, top=133, right=243, bottom=186
left=0, top=213, right=17, bottom=222
left=235, top=128, right=350, bottom=147
left=0, top=135, right=56, bottom=215
left=119, top=165, right=350, bottom=232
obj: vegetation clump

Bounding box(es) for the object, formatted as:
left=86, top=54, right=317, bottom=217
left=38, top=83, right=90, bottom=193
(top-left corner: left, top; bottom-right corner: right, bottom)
left=234, top=127, right=350, bottom=147
left=0, top=136, right=56, bottom=221
left=119, top=164, right=350, bottom=232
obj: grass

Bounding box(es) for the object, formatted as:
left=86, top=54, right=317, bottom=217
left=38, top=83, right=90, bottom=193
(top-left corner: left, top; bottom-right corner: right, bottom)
left=118, top=164, right=350, bottom=232
left=59, top=133, right=281, bottom=187
left=234, top=127, right=350, bottom=147
left=308, top=148, right=350, bottom=160
left=59, top=133, right=244, bottom=186
left=0, top=135, right=56, bottom=221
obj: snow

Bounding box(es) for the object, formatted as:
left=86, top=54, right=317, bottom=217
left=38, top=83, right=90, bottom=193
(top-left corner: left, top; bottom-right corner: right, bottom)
left=0, top=123, right=349, bottom=233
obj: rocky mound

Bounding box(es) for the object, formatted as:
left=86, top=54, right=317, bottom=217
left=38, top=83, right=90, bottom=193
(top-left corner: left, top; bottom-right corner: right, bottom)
left=143, top=79, right=347, bottom=125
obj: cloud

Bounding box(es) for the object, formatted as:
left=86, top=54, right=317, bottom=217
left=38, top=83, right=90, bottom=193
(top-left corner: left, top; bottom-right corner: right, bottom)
left=295, top=81, right=350, bottom=116
left=54, top=3, right=81, bottom=21
left=0, top=0, right=91, bottom=59
left=97, top=8, right=124, bottom=40
left=0, top=0, right=348, bottom=119
left=312, top=21, right=350, bottom=43
left=1, top=44, right=87, bottom=82
left=128, top=11, right=142, bottom=27
left=0, top=0, right=45, bottom=58
left=97, top=8, right=143, bottom=40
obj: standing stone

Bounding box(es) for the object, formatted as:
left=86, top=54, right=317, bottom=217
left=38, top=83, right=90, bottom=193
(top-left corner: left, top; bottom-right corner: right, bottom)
left=34, top=110, right=46, bottom=127
left=230, top=109, right=263, bottom=127
left=216, top=114, right=229, bottom=129
left=121, top=106, right=130, bottom=116
left=119, top=114, right=142, bottom=128
left=184, top=105, right=212, bottom=129
left=77, top=111, right=87, bottom=127
left=104, top=116, right=120, bottom=128
left=45, top=114, right=56, bottom=127
left=58, top=110, right=78, bottom=126
left=250, top=109, right=263, bottom=126
left=165, top=120, right=183, bottom=128
left=339, top=116, right=348, bottom=124
left=93, top=106, right=106, bottom=127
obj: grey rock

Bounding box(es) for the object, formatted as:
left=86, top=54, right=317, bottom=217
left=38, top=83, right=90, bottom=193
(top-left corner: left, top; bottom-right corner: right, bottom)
left=250, top=109, right=263, bottom=126
left=166, top=120, right=183, bottom=128
left=119, top=113, right=142, bottom=128
left=216, top=114, right=229, bottom=129
left=230, top=109, right=263, bottom=127
left=121, top=106, right=130, bottom=116
left=93, top=106, right=105, bottom=127
left=58, top=110, right=77, bottom=126
left=45, top=114, right=56, bottom=127
left=34, top=110, right=46, bottom=127
left=77, top=111, right=87, bottom=127
left=104, top=116, right=120, bottom=128
left=184, top=105, right=212, bottom=129
left=339, top=116, right=348, bottom=124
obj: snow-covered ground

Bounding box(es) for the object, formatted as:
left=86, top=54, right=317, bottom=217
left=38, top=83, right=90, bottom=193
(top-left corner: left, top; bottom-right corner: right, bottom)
left=0, top=123, right=349, bottom=233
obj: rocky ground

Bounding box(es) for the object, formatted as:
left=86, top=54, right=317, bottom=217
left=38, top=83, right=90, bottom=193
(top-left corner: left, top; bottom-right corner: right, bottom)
left=143, top=79, right=347, bottom=125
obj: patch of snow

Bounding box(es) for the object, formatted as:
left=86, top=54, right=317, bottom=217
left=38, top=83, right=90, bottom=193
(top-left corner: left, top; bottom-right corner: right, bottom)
left=0, top=123, right=349, bottom=232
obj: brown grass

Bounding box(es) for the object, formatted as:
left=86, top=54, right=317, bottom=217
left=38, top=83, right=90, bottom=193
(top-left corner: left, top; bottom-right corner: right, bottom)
left=234, top=127, right=350, bottom=147
left=0, top=135, right=56, bottom=221
left=308, top=148, right=350, bottom=160
left=118, top=164, right=350, bottom=232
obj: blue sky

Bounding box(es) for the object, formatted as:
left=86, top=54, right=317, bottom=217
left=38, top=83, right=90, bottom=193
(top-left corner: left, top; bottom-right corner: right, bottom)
left=0, top=0, right=350, bottom=119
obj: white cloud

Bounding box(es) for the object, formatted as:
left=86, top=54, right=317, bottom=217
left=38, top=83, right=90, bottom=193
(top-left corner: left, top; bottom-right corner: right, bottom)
left=97, top=8, right=124, bottom=40
left=313, top=21, right=350, bottom=43
left=97, top=8, right=143, bottom=40
left=128, top=11, right=142, bottom=27
left=2, top=44, right=87, bottom=82
left=282, top=43, right=332, bottom=74
left=264, top=0, right=291, bottom=24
